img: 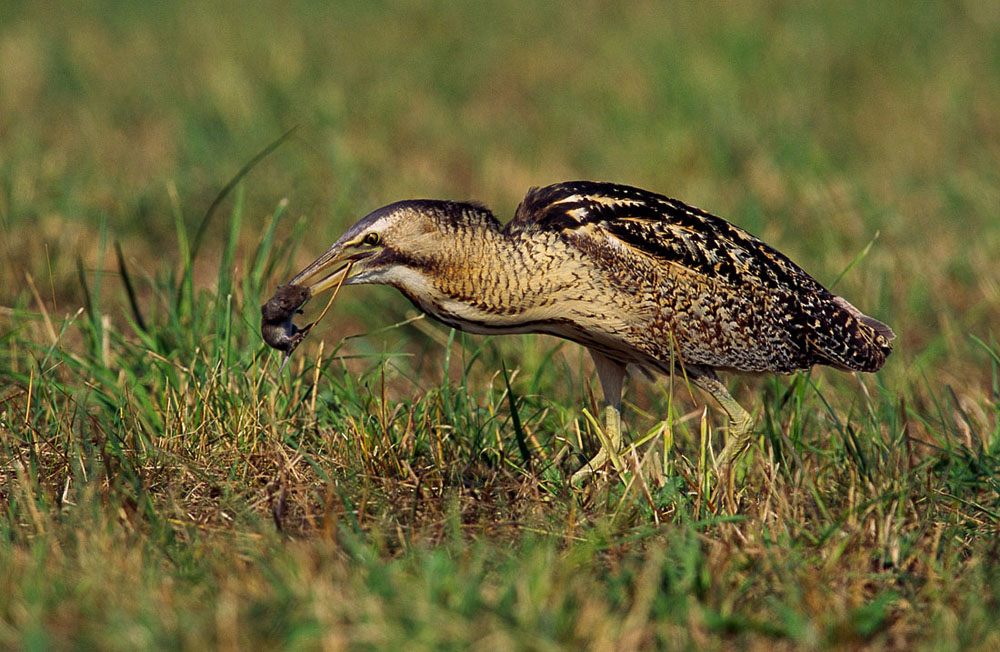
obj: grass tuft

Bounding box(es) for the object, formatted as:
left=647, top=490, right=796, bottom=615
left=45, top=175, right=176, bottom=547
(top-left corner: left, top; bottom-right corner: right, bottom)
left=2, top=2, right=999, bottom=649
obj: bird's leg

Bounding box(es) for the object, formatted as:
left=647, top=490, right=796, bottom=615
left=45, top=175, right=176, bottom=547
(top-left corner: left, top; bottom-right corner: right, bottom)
left=689, top=371, right=755, bottom=507
left=571, top=350, right=627, bottom=486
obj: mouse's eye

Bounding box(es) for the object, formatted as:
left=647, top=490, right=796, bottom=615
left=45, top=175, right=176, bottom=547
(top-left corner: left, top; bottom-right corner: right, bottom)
left=363, top=232, right=380, bottom=246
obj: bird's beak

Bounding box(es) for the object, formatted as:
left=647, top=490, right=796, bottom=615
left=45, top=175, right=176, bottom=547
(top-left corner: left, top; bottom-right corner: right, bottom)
left=288, top=242, right=375, bottom=295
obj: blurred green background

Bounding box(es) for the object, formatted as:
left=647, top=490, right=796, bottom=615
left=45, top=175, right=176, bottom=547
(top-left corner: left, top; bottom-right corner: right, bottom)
left=2, top=2, right=1000, bottom=648
left=4, top=1, right=997, bottom=366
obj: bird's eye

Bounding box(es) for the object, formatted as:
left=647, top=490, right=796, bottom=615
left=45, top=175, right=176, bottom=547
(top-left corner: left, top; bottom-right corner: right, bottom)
left=362, top=232, right=380, bottom=246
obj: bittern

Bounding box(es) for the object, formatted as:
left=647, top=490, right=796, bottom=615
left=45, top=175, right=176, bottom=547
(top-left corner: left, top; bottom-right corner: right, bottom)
left=269, top=181, right=894, bottom=487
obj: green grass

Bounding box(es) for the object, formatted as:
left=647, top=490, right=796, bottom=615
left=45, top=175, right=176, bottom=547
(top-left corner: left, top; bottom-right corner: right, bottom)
left=2, top=1, right=1000, bottom=649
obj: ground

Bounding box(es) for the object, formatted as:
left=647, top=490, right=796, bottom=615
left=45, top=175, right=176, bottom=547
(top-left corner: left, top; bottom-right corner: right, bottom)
left=1, top=2, right=999, bottom=649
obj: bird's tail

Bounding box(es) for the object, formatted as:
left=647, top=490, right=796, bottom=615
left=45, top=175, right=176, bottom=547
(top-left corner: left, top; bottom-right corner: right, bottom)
left=809, top=296, right=895, bottom=373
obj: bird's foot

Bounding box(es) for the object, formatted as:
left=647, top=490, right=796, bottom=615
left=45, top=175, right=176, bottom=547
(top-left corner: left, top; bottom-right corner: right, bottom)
left=570, top=405, right=624, bottom=487
left=713, top=413, right=755, bottom=510
left=715, top=463, right=738, bottom=511
left=570, top=465, right=595, bottom=488
left=570, top=447, right=609, bottom=487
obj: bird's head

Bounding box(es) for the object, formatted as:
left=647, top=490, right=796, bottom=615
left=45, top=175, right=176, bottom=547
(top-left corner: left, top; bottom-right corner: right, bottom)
left=288, top=199, right=494, bottom=295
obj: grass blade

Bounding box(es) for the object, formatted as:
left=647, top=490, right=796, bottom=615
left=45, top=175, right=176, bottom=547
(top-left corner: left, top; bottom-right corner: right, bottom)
left=500, top=359, right=531, bottom=468
left=190, top=125, right=298, bottom=263
left=115, top=241, right=147, bottom=333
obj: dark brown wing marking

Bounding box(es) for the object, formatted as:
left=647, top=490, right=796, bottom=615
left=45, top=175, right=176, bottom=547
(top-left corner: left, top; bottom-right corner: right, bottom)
left=508, top=181, right=893, bottom=373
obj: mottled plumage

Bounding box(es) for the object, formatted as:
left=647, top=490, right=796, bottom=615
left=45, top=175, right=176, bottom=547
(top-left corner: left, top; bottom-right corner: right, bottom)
left=505, top=182, right=894, bottom=375
left=269, top=180, right=894, bottom=492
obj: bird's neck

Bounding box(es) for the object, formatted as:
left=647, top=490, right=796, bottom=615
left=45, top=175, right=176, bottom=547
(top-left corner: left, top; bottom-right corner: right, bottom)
left=395, top=225, right=560, bottom=333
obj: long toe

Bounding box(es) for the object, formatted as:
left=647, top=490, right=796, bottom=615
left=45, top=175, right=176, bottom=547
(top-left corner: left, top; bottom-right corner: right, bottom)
left=571, top=448, right=609, bottom=487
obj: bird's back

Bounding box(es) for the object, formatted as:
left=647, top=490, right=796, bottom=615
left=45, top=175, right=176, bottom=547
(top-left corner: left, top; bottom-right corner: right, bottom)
left=506, top=181, right=894, bottom=374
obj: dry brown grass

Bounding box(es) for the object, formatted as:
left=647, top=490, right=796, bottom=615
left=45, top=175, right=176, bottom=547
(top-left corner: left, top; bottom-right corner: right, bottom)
left=2, top=1, right=999, bottom=649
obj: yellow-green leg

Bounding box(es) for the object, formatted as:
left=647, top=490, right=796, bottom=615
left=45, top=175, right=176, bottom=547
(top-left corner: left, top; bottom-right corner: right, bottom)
left=571, top=404, right=622, bottom=485
left=571, top=351, right=626, bottom=485
left=690, top=372, right=755, bottom=507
